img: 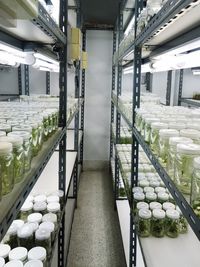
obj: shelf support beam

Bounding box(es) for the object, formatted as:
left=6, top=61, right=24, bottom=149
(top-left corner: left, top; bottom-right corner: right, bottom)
left=46, top=71, right=50, bottom=95
left=24, top=65, right=30, bottom=96
left=178, top=69, right=184, bottom=106
left=166, top=70, right=172, bottom=106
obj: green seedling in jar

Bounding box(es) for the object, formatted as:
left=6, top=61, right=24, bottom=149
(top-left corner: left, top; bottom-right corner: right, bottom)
left=176, top=206, right=188, bottom=234
left=17, top=224, right=34, bottom=250
left=191, top=157, right=200, bottom=218
left=165, top=209, right=180, bottom=238
left=20, top=201, right=33, bottom=221
left=137, top=209, right=152, bottom=237
left=151, top=209, right=166, bottom=238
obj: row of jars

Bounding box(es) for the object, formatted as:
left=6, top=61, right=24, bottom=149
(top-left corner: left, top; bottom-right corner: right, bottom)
left=0, top=245, right=46, bottom=267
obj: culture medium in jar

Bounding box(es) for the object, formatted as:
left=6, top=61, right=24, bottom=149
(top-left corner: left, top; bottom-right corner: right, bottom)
left=28, top=247, right=47, bottom=267
left=0, top=142, right=14, bottom=197
left=165, top=209, right=180, bottom=238
left=20, top=201, right=33, bottom=221
left=151, top=209, right=166, bottom=238
left=0, top=244, right=11, bottom=263
left=175, top=143, right=200, bottom=194
left=9, top=247, right=27, bottom=264
left=137, top=209, right=152, bottom=237
left=35, top=229, right=51, bottom=259
left=17, top=225, right=34, bottom=251
left=150, top=122, right=168, bottom=155
left=158, top=129, right=179, bottom=167
left=167, top=137, right=193, bottom=179
left=144, top=117, right=160, bottom=144
left=191, top=157, right=200, bottom=217
left=176, top=206, right=188, bottom=234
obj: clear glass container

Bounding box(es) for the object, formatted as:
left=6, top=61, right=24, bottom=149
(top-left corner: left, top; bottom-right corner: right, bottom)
left=39, top=221, right=55, bottom=245
left=30, top=119, right=44, bottom=151
left=137, top=209, right=152, bottom=237
left=35, top=229, right=51, bottom=259
left=176, top=206, right=188, bottom=234
left=191, top=157, right=200, bottom=217
left=144, top=117, right=160, bottom=144
left=9, top=247, right=27, bottom=263
left=33, top=202, right=47, bottom=215
left=150, top=122, right=168, bottom=155
left=17, top=225, right=34, bottom=250
left=27, top=213, right=43, bottom=224
left=149, top=202, right=162, bottom=210
left=167, top=137, right=193, bottom=179
left=158, top=129, right=179, bottom=167
left=133, top=192, right=145, bottom=213
left=28, top=247, right=47, bottom=267
left=20, top=201, right=33, bottom=221
left=165, top=209, right=180, bottom=238
left=4, top=224, right=18, bottom=249
left=42, top=113, right=50, bottom=140
left=175, top=143, right=200, bottom=194
left=0, top=142, right=14, bottom=197
left=180, top=129, right=200, bottom=144
left=47, top=202, right=61, bottom=222
left=42, top=213, right=58, bottom=234
left=151, top=209, right=165, bottom=237
left=0, top=244, right=11, bottom=263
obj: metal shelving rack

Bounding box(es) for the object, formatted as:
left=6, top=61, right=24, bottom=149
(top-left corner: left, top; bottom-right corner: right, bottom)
left=0, top=1, right=85, bottom=266
left=111, top=0, right=200, bottom=266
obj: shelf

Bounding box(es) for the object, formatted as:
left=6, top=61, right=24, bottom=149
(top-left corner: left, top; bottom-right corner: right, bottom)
left=0, top=128, right=66, bottom=241
left=116, top=200, right=145, bottom=267
left=0, top=2, right=66, bottom=46
left=180, top=98, right=200, bottom=107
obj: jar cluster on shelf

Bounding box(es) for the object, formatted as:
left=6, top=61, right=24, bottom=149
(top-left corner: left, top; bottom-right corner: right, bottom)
left=111, top=124, right=132, bottom=144
left=1, top=190, right=64, bottom=266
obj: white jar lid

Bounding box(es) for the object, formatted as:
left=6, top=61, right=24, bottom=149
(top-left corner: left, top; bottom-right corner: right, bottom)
left=166, top=209, right=180, bottom=220
left=17, top=225, right=33, bottom=238
left=5, top=260, right=23, bottom=267
left=153, top=209, right=165, bottom=219
left=26, top=195, right=34, bottom=202
left=28, top=247, right=46, bottom=261
left=132, top=187, right=143, bottom=193
left=145, top=117, right=160, bottom=124
left=27, top=213, right=43, bottom=224
left=0, top=124, right=11, bottom=131
left=158, top=192, right=169, bottom=201
left=169, top=137, right=193, bottom=146
left=149, top=180, right=160, bottom=187
left=146, top=192, right=157, bottom=201
left=139, top=209, right=152, bottom=219
left=0, top=244, right=11, bottom=258
left=186, top=123, right=200, bottom=131
left=133, top=192, right=145, bottom=201
left=35, top=229, right=51, bottom=240
left=7, top=224, right=18, bottom=236
left=151, top=122, right=168, bottom=130
left=194, top=157, right=200, bottom=169
left=24, top=260, right=43, bottom=267
left=177, top=143, right=200, bottom=155
left=21, top=201, right=33, bottom=212
left=47, top=202, right=60, bottom=212
left=180, top=129, right=200, bottom=139
left=159, top=129, right=179, bottom=138
left=34, top=195, right=47, bottom=203
left=139, top=180, right=149, bottom=187
left=42, top=213, right=57, bottom=224
left=39, top=221, right=55, bottom=232
left=47, top=195, right=59, bottom=204
left=8, top=131, right=31, bottom=141
left=13, top=126, right=32, bottom=133
left=149, top=202, right=162, bottom=210
left=0, top=142, right=12, bottom=154
left=33, top=202, right=47, bottom=212
left=0, top=131, right=6, bottom=137
left=155, top=187, right=166, bottom=194
left=162, top=202, right=175, bottom=211
left=9, top=247, right=27, bottom=261
left=143, top=187, right=154, bottom=193
left=0, top=257, right=5, bottom=267
left=12, top=220, right=24, bottom=229
left=0, top=136, right=23, bottom=147
left=136, top=202, right=149, bottom=210
left=168, top=122, right=186, bottom=130
left=26, top=222, right=39, bottom=232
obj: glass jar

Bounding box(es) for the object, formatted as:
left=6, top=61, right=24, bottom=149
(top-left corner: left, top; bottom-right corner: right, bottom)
left=149, top=202, right=162, bottom=210
left=47, top=203, right=61, bottom=222
left=52, top=190, right=64, bottom=208
left=180, top=129, right=200, bottom=144
left=175, top=143, right=200, bottom=194
left=150, top=122, right=168, bottom=155
left=42, top=213, right=58, bottom=234
left=42, top=113, right=50, bottom=141
left=34, top=194, right=47, bottom=203
left=20, top=201, right=33, bottom=221
left=4, top=260, right=23, bottom=267
left=26, top=122, right=39, bottom=157
left=137, top=209, right=152, bottom=237
left=0, top=124, right=11, bottom=134
left=8, top=131, right=32, bottom=172
left=12, top=220, right=24, bottom=229
left=24, top=260, right=43, bottom=267
left=0, top=142, right=14, bottom=197
left=133, top=192, right=145, bottom=213
left=33, top=202, right=47, bottom=215
left=157, top=192, right=169, bottom=204
left=27, top=213, right=43, bottom=224
left=17, top=225, right=34, bottom=250
left=151, top=209, right=165, bottom=237
left=35, top=229, right=51, bottom=259
left=145, top=192, right=157, bottom=203
left=191, top=157, right=200, bottom=217
left=0, top=136, right=25, bottom=184
left=167, top=137, right=193, bottom=179
left=9, top=247, right=27, bottom=263
left=4, top=224, right=18, bottom=249
left=28, top=247, right=47, bottom=267
left=30, top=119, right=44, bottom=151
left=144, top=117, right=160, bottom=143
left=0, top=257, right=5, bottom=267
left=162, top=202, right=175, bottom=211
left=0, top=244, right=11, bottom=263
left=39, top=221, right=55, bottom=245
left=158, top=129, right=179, bottom=167
left=165, top=209, right=180, bottom=238
left=176, top=206, right=188, bottom=234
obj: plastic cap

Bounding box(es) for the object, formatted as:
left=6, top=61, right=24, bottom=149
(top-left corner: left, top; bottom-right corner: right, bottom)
left=151, top=122, right=168, bottom=130
left=28, top=247, right=46, bottom=261
left=0, top=244, right=11, bottom=258
left=166, top=209, right=180, bottom=220
left=0, top=124, right=11, bottom=132
left=12, top=220, right=24, bottom=229
left=162, top=202, right=175, bottom=211
left=138, top=180, right=149, bottom=187
left=20, top=201, right=33, bottom=212
left=168, top=122, right=186, bottom=130
left=12, top=125, right=32, bottom=133
left=24, top=260, right=43, bottom=267
left=187, top=123, right=200, bottom=131
left=133, top=192, right=145, bottom=201
left=0, top=142, right=12, bottom=154
left=159, top=129, right=179, bottom=138
left=169, top=137, right=193, bottom=146
left=145, top=117, right=160, bottom=124
left=0, top=136, right=23, bottom=147
left=34, top=195, right=47, bottom=203
left=136, top=202, right=149, bottom=210
left=0, top=131, right=6, bottom=137
left=9, top=247, right=27, bottom=261
left=0, top=257, right=5, bottom=267
left=47, top=202, right=60, bottom=212
left=5, top=260, right=23, bottom=267
left=145, top=192, right=157, bottom=201
left=149, top=202, right=162, bottom=210
left=47, top=195, right=59, bottom=204
left=42, top=213, right=57, bottom=224
left=33, top=202, right=47, bottom=212
left=143, top=187, right=154, bottom=193
left=155, top=187, right=166, bottom=194
left=180, top=129, right=200, bottom=139
left=7, top=224, right=18, bottom=236
left=8, top=131, right=31, bottom=141
left=26, top=222, right=39, bottom=232
left=177, top=143, right=200, bottom=155
left=149, top=180, right=160, bottom=188
left=139, top=209, right=152, bottom=219
left=132, top=187, right=143, bottom=193
left=17, top=225, right=33, bottom=238
left=158, top=192, right=169, bottom=201
left=153, top=209, right=165, bottom=219
left=35, top=229, right=51, bottom=240
left=27, top=213, right=43, bottom=224
left=39, top=221, right=55, bottom=232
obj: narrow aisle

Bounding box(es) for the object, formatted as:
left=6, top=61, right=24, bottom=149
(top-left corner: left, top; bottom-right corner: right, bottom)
left=67, top=171, right=126, bottom=267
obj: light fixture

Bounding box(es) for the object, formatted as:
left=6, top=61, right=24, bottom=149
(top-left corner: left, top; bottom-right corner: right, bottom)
left=32, top=52, right=59, bottom=72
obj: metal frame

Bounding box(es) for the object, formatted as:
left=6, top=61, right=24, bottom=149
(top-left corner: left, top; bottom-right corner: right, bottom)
left=46, top=71, right=50, bottom=95
left=178, top=69, right=184, bottom=106
left=18, top=65, right=22, bottom=95
left=24, top=65, right=30, bottom=96
left=166, top=70, right=172, bottom=106
left=146, top=72, right=151, bottom=92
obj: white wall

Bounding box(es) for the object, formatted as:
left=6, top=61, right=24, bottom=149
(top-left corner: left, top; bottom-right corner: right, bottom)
left=84, top=30, right=112, bottom=169
left=152, top=71, right=167, bottom=104
left=0, top=67, right=18, bottom=94
left=181, top=68, right=200, bottom=98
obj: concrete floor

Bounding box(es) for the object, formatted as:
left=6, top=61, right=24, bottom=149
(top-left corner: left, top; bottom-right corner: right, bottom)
left=67, top=171, right=126, bottom=267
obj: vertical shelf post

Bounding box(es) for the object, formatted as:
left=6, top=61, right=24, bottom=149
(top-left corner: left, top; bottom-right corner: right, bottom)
left=24, top=65, right=30, bottom=96
left=46, top=71, right=50, bottom=95
left=58, top=0, right=68, bottom=266
left=18, top=65, right=22, bottom=96
left=178, top=69, right=184, bottom=106
left=146, top=72, right=152, bottom=92
left=166, top=70, right=172, bottom=106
